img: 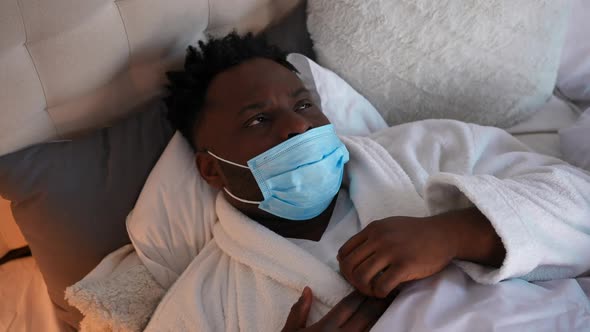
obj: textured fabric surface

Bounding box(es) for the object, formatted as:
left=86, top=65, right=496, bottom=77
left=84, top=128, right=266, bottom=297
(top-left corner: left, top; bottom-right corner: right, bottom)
left=0, top=0, right=207, bottom=156
left=506, top=95, right=580, bottom=158
left=0, top=0, right=304, bottom=157
left=263, top=1, right=315, bottom=60
left=307, top=0, right=571, bottom=128
left=0, top=100, right=174, bottom=329
left=557, top=0, right=590, bottom=104
left=559, top=107, right=590, bottom=171
left=66, top=245, right=165, bottom=332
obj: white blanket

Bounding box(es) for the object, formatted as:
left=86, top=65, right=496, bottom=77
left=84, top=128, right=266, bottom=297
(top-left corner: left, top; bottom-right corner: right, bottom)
left=372, top=265, right=590, bottom=332
left=145, top=120, right=590, bottom=331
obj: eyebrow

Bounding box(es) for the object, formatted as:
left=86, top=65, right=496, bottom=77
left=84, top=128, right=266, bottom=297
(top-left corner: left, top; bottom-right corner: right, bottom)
left=239, top=101, right=269, bottom=115
left=238, top=87, right=310, bottom=115
left=290, top=87, right=309, bottom=98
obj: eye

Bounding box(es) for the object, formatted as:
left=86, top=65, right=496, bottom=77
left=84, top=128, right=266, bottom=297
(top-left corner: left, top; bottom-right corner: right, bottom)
left=246, top=114, right=268, bottom=127
left=295, top=101, right=313, bottom=112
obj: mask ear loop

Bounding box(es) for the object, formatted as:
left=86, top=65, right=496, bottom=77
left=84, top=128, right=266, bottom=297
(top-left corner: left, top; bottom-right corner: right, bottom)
left=206, top=150, right=261, bottom=204
left=223, top=188, right=261, bottom=204
left=207, top=150, right=250, bottom=169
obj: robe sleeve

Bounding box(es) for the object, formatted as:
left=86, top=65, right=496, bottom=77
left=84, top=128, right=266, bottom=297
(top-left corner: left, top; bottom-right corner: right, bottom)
left=422, top=121, right=590, bottom=284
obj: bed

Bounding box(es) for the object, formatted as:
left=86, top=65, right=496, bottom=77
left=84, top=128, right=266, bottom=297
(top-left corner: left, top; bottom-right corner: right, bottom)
left=0, top=257, right=67, bottom=332
left=1, top=0, right=589, bottom=331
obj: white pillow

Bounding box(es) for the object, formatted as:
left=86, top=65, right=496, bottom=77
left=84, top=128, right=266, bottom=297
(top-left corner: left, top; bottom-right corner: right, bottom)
left=307, top=0, right=571, bottom=128
left=557, top=0, right=590, bottom=104
left=126, top=54, right=387, bottom=289
left=287, top=54, right=388, bottom=136
left=559, top=107, right=590, bottom=171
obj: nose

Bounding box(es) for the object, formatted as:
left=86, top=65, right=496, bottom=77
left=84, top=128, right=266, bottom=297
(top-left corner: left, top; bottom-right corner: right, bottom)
left=287, top=131, right=309, bottom=139
left=280, top=111, right=313, bottom=140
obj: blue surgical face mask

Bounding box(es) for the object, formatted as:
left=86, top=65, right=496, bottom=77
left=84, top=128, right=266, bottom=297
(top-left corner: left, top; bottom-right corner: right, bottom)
left=208, top=124, right=349, bottom=221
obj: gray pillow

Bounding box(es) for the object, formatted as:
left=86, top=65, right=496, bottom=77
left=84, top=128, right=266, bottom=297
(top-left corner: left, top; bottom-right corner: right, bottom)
left=0, top=100, right=173, bottom=330
left=263, top=0, right=315, bottom=60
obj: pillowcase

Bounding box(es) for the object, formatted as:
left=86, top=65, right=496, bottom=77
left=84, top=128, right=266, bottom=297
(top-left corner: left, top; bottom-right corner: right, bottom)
left=559, top=107, right=590, bottom=171
left=262, top=0, right=316, bottom=60
left=557, top=0, right=590, bottom=105
left=0, top=100, right=174, bottom=329
left=306, top=0, right=571, bottom=128
left=127, top=54, right=388, bottom=289
left=287, top=54, right=388, bottom=136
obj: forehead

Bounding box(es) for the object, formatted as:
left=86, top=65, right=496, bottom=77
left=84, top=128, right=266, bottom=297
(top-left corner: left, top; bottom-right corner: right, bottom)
left=205, top=58, right=302, bottom=107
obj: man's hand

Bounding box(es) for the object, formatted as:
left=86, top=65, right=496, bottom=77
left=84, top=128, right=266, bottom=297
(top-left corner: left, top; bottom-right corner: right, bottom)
left=337, top=208, right=506, bottom=298
left=281, top=287, right=395, bottom=332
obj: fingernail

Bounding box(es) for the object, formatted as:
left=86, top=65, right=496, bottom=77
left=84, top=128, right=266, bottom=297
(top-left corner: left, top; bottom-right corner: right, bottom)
left=300, top=287, right=309, bottom=300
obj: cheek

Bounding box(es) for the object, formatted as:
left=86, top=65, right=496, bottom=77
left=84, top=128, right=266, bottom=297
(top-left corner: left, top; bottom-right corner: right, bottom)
left=227, top=138, right=277, bottom=166
left=311, top=109, right=331, bottom=127
left=219, top=161, right=263, bottom=197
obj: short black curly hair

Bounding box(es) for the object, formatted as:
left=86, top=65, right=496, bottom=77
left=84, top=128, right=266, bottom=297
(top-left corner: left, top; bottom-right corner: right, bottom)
left=165, top=31, right=297, bottom=151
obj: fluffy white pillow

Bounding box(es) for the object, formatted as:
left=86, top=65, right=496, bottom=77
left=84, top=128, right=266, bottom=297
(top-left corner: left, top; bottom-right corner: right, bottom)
left=126, top=54, right=387, bottom=289
left=557, top=0, right=590, bottom=105
left=307, top=0, right=571, bottom=128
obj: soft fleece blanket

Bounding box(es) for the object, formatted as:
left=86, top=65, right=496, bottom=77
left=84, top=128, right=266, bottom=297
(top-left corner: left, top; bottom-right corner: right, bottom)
left=145, top=120, right=590, bottom=331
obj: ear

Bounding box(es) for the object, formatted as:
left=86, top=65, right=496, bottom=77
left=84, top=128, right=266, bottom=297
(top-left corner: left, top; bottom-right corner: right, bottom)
left=196, top=152, right=225, bottom=190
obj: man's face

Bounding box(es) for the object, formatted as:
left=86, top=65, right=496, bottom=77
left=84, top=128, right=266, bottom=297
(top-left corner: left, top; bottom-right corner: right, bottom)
left=194, top=58, right=331, bottom=210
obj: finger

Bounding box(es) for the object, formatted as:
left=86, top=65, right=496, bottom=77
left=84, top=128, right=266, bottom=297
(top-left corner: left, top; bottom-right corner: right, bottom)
left=353, top=289, right=400, bottom=332
left=372, top=265, right=408, bottom=298
left=338, top=230, right=369, bottom=260
left=322, top=290, right=366, bottom=327
left=350, top=254, right=391, bottom=296
left=339, top=241, right=377, bottom=284
left=341, top=296, right=391, bottom=331
left=283, top=287, right=313, bottom=331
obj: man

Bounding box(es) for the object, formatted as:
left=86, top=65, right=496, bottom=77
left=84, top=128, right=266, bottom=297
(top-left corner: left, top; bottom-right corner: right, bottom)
left=145, top=32, right=590, bottom=331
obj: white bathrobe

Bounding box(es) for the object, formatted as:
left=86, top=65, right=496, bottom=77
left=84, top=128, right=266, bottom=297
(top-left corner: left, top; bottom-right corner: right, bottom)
left=144, top=120, right=590, bottom=332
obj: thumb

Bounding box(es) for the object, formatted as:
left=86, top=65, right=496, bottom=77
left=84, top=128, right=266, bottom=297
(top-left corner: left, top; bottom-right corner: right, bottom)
left=282, top=287, right=313, bottom=331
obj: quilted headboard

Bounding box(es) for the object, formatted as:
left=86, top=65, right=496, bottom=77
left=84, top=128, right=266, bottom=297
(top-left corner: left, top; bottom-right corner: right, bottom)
left=0, top=0, right=303, bottom=257
left=0, top=0, right=302, bottom=156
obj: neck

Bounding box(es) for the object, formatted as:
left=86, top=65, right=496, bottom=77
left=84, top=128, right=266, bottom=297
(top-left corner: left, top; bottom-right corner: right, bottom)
left=233, top=193, right=339, bottom=241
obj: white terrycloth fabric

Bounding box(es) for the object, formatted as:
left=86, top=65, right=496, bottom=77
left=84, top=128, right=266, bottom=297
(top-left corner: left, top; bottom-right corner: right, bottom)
left=145, top=120, right=590, bottom=331
left=288, top=189, right=361, bottom=272
left=65, top=245, right=165, bottom=332
left=307, top=0, right=571, bottom=128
